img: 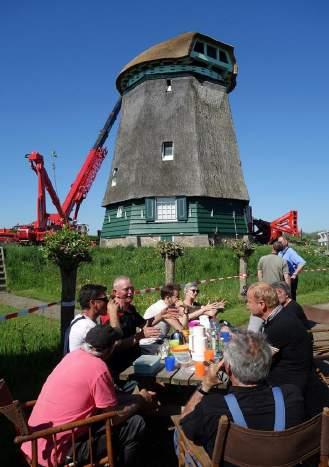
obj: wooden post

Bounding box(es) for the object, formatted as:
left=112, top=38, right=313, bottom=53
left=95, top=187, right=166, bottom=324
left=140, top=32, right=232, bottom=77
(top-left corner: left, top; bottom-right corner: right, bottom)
left=165, top=255, right=175, bottom=283
left=239, top=235, right=249, bottom=296
left=60, top=266, right=78, bottom=349
left=239, top=256, right=247, bottom=295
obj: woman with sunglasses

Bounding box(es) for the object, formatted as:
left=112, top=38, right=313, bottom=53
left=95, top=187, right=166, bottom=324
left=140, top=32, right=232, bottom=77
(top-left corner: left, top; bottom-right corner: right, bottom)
left=183, top=282, right=226, bottom=321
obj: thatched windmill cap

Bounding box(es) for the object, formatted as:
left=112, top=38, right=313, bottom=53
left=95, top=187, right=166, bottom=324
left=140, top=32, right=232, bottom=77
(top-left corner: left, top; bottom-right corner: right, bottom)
left=116, top=32, right=237, bottom=94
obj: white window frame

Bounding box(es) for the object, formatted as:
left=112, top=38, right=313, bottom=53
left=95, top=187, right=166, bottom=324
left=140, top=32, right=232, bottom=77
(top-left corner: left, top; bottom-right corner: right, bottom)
left=161, top=141, right=174, bottom=161
left=155, top=197, right=177, bottom=222
left=111, top=168, right=118, bottom=187
left=116, top=206, right=123, bottom=218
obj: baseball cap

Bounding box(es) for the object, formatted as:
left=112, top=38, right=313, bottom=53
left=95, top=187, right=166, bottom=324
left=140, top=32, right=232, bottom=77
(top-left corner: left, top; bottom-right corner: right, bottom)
left=85, top=325, right=121, bottom=351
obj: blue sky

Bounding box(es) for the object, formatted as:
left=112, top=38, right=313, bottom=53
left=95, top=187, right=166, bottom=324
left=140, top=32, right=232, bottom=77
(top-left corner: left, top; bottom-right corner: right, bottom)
left=1, top=1, right=328, bottom=234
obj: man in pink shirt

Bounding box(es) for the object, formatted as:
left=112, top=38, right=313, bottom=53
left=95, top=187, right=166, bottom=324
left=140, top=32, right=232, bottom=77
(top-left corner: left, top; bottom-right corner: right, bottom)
left=21, top=325, right=153, bottom=466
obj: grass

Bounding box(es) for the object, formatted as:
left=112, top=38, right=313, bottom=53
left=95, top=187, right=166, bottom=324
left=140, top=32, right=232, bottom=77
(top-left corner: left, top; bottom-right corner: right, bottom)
left=1, top=242, right=328, bottom=400
left=0, top=315, right=60, bottom=400
left=0, top=304, right=17, bottom=316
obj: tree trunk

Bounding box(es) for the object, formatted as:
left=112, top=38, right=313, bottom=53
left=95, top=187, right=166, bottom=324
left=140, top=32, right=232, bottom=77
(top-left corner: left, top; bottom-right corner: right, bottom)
left=60, top=266, right=78, bottom=350
left=239, top=256, right=248, bottom=296
left=165, top=255, right=176, bottom=283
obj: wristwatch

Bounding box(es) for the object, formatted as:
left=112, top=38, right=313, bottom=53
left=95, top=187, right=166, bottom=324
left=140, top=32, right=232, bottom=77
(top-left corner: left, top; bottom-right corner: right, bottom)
left=197, top=384, right=210, bottom=396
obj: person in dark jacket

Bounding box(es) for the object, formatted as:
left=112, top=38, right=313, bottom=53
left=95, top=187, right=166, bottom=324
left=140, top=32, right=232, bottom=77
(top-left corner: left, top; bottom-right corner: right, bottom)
left=247, top=282, right=313, bottom=391
left=180, top=331, right=304, bottom=459
left=272, top=281, right=311, bottom=330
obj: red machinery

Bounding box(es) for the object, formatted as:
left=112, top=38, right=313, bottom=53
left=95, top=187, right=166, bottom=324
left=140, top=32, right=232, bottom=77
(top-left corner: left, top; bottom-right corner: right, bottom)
left=0, top=96, right=300, bottom=245
left=0, top=99, right=122, bottom=244
left=252, top=210, right=300, bottom=244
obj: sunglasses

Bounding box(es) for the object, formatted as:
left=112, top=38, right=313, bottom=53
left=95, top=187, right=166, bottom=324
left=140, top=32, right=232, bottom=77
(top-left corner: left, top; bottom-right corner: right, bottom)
left=95, top=296, right=109, bottom=303
left=190, top=289, right=199, bottom=294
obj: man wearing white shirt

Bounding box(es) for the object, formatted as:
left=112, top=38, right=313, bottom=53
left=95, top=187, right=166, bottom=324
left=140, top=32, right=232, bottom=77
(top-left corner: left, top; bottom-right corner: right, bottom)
left=69, top=284, right=109, bottom=352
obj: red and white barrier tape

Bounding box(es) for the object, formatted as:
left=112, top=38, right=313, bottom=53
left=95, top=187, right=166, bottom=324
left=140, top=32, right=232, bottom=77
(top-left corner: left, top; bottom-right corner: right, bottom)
left=133, top=274, right=247, bottom=295
left=0, top=301, right=59, bottom=322
left=1, top=267, right=327, bottom=323
left=303, top=268, right=329, bottom=273
left=0, top=274, right=247, bottom=322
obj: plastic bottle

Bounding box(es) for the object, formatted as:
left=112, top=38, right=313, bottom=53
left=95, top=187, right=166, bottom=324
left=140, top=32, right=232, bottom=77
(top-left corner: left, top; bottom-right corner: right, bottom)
left=215, top=330, right=231, bottom=361
left=209, top=320, right=217, bottom=353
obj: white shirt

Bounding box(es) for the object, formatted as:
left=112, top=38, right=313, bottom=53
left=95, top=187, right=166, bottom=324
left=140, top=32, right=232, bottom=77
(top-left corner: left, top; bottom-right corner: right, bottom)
left=141, top=299, right=169, bottom=345
left=69, top=313, right=96, bottom=352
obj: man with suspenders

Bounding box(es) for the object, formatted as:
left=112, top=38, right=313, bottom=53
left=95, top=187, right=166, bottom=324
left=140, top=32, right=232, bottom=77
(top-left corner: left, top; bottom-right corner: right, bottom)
left=180, top=331, right=304, bottom=460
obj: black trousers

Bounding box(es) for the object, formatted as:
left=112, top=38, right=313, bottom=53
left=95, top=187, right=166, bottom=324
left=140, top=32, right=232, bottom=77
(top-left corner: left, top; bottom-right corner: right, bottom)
left=67, top=414, right=146, bottom=467
left=290, top=276, right=298, bottom=301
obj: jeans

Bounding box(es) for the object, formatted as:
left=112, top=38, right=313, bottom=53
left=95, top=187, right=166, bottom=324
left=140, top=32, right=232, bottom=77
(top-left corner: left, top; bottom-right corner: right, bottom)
left=173, top=428, right=202, bottom=467
left=66, top=414, right=146, bottom=467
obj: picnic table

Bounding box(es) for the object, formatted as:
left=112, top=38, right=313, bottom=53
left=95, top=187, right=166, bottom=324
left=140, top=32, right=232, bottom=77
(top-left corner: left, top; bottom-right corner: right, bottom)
left=119, top=361, right=229, bottom=391
left=119, top=362, right=228, bottom=416
left=119, top=363, right=204, bottom=386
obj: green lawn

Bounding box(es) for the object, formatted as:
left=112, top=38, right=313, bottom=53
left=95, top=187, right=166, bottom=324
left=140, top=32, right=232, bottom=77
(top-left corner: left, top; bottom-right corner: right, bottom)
left=0, top=304, right=17, bottom=316
left=1, top=243, right=328, bottom=400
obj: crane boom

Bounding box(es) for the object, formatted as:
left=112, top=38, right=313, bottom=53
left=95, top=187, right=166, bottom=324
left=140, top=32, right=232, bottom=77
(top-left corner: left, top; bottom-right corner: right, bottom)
left=61, top=98, right=122, bottom=220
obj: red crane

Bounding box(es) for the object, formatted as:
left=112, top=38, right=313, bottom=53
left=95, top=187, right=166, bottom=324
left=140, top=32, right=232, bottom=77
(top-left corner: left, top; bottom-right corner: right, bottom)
left=0, top=96, right=300, bottom=245
left=0, top=99, right=121, bottom=244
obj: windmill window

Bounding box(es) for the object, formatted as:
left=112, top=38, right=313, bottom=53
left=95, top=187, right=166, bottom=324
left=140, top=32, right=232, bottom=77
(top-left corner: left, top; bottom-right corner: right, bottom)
left=207, top=45, right=217, bottom=59
left=219, top=51, right=228, bottom=63
left=111, top=168, right=118, bottom=187
left=162, top=141, right=174, bottom=161
left=116, top=206, right=123, bottom=218
left=166, top=79, right=172, bottom=92
left=194, top=41, right=205, bottom=54
left=156, top=197, right=177, bottom=221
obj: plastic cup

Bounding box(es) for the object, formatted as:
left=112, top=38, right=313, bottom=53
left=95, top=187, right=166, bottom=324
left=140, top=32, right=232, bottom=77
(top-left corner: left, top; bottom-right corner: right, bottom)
left=165, top=355, right=176, bottom=371
left=204, top=349, right=215, bottom=361
left=194, top=361, right=206, bottom=377
left=220, top=331, right=231, bottom=343
left=169, top=339, right=179, bottom=350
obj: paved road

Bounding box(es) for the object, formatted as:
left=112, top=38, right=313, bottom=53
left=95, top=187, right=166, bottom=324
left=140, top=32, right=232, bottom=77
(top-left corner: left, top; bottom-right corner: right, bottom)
left=0, top=292, right=62, bottom=319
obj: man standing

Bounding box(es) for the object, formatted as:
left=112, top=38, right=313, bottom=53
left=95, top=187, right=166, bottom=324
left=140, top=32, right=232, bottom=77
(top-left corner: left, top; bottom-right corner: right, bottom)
left=246, top=282, right=313, bottom=390
left=257, top=241, right=290, bottom=286
left=68, top=284, right=109, bottom=352
left=180, top=331, right=304, bottom=459
left=22, top=325, right=154, bottom=467
left=278, top=235, right=306, bottom=300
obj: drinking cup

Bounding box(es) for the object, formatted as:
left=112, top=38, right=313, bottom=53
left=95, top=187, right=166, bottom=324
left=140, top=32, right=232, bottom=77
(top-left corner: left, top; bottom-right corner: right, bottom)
left=169, top=339, right=179, bottom=350
left=204, top=349, right=215, bottom=361
left=194, top=361, right=206, bottom=377
left=220, top=331, right=231, bottom=343
left=165, top=355, right=176, bottom=371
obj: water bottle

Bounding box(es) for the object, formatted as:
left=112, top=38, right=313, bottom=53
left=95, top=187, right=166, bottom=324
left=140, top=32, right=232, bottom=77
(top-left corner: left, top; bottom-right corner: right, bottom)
left=208, top=320, right=217, bottom=353
left=217, top=331, right=231, bottom=359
